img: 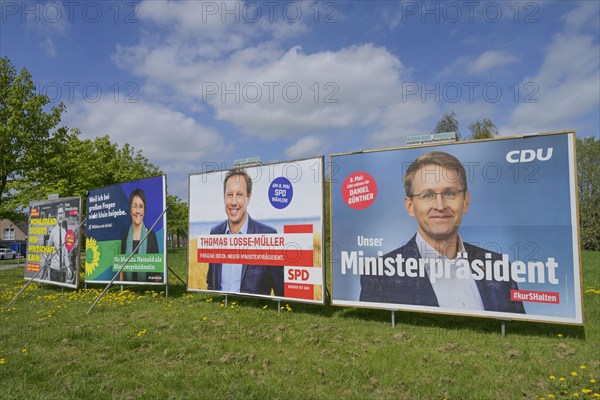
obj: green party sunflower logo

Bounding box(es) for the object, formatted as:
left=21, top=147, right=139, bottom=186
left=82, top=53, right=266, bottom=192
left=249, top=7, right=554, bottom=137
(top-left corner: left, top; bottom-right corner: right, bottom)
left=85, top=237, right=100, bottom=276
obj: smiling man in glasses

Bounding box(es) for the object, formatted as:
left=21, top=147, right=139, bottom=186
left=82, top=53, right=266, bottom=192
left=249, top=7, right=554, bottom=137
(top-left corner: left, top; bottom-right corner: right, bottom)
left=360, top=151, right=525, bottom=313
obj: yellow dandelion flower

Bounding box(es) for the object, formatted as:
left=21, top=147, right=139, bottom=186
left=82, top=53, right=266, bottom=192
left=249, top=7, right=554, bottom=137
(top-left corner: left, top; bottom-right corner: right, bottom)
left=580, top=365, right=587, bottom=369
left=21, top=348, right=27, bottom=353
left=263, top=305, right=268, bottom=309
left=557, top=333, right=563, bottom=338
left=0, top=358, right=5, bottom=365
left=582, top=389, right=592, bottom=394
left=559, top=377, right=565, bottom=381
left=548, top=395, right=555, bottom=399
left=571, top=371, right=578, bottom=376
left=573, top=393, right=579, bottom=397
left=592, top=394, right=599, bottom=398
left=202, top=317, right=208, bottom=321
left=590, top=379, right=597, bottom=383
left=550, top=376, right=556, bottom=380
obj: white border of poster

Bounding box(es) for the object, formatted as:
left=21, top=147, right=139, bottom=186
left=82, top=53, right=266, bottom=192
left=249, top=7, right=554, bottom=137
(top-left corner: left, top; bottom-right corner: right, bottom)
left=187, top=157, right=325, bottom=304
left=84, top=175, right=168, bottom=285
left=330, top=131, right=583, bottom=325
left=24, top=197, right=82, bottom=289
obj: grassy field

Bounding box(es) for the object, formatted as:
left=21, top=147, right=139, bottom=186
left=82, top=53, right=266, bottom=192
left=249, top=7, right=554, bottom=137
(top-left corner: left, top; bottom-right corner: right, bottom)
left=0, top=249, right=598, bottom=399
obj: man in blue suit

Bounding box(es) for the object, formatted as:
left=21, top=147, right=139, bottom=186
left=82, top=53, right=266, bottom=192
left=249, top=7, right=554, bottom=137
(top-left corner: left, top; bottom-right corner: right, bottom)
left=360, top=151, right=525, bottom=314
left=206, top=169, right=284, bottom=296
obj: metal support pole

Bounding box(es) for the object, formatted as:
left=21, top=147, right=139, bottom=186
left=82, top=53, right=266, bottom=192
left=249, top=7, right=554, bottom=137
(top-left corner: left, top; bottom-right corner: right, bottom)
left=167, top=208, right=189, bottom=247
left=167, top=266, right=186, bottom=285
left=87, top=210, right=166, bottom=314
left=391, top=310, right=396, bottom=328
left=166, top=208, right=188, bottom=289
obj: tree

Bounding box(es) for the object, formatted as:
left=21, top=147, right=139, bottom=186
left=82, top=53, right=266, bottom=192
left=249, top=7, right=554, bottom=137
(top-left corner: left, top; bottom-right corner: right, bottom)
left=577, top=136, right=600, bottom=251
left=0, top=57, right=67, bottom=220
left=432, top=111, right=460, bottom=140
left=10, top=131, right=161, bottom=207
left=167, top=194, right=188, bottom=248
left=468, top=117, right=499, bottom=140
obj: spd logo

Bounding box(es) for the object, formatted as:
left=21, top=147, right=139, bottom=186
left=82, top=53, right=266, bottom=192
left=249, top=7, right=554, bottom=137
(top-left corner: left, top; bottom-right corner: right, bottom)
left=506, top=148, right=553, bottom=163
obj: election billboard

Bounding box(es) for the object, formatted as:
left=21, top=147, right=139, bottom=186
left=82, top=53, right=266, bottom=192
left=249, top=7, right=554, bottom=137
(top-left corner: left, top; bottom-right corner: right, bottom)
left=25, top=197, right=82, bottom=289
left=330, top=131, right=583, bottom=324
left=188, top=157, right=325, bottom=303
left=85, top=175, right=167, bottom=285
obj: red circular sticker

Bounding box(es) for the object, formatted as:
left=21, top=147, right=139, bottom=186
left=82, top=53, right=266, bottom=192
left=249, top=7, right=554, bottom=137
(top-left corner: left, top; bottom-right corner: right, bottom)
left=342, top=171, right=378, bottom=210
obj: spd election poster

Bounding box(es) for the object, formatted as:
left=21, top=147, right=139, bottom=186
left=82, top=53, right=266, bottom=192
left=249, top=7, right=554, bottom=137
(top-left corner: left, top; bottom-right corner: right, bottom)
left=330, top=131, right=583, bottom=325
left=188, top=157, right=325, bottom=303
left=85, top=175, right=167, bottom=285
left=25, top=197, right=82, bottom=289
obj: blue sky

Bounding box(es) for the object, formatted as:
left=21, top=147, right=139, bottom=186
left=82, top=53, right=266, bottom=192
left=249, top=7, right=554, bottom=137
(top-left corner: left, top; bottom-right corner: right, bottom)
left=2, top=1, right=599, bottom=199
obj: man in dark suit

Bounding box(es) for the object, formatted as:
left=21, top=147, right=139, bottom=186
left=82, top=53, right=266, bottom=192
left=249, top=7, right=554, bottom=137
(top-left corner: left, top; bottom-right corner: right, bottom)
left=206, top=169, right=284, bottom=296
left=360, top=151, right=525, bottom=313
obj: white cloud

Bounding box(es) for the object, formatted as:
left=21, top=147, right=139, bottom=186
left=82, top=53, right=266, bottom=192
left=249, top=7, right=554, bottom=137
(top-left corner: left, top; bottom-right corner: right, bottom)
left=65, top=99, right=229, bottom=165
left=137, top=0, right=308, bottom=44
left=42, top=35, right=56, bottom=58
left=440, top=50, right=518, bottom=78
left=114, top=13, right=439, bottom=144
left=114, top=1, right=439, bottom=146
left=562, top=1, right=600, bottom=33
left=509, top=3, right=600, bottom=133
left=24, top=2, right=68, bottom=58
left=438, top=56, right=469, bottom=77
left=285, top=135, right=325, bottom=159
left=369, top=101, right=439, bottom=148
left=117, top=0, right=551, bottom=160
left=207, top=44, right=408, bottom=139
left=64, top=99, right=232, bottom=198
left=467, top=50, right=519, bottom=75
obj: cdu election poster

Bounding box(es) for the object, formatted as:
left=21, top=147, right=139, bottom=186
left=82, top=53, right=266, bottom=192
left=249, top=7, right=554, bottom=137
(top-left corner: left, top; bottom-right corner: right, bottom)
left=330, top=131, right=583, bottom=325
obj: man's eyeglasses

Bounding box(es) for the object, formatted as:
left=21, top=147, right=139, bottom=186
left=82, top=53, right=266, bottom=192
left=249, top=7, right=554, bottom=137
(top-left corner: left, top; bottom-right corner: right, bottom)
left=407, top=189, right=466, bottom=202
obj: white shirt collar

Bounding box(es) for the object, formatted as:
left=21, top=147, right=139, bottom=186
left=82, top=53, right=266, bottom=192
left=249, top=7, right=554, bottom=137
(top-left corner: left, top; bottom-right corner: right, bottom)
left=226, top=214, right=249, bottom=235
left=415, top=232, right=465, bottom=262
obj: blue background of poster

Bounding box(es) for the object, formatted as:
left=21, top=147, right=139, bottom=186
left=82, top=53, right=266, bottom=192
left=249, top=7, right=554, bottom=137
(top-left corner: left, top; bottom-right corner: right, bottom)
left=85, top=175, right=166, bottom=282
left=331, top=133, right=580, bottom=321
left=86, top=176, right=165, bottom=242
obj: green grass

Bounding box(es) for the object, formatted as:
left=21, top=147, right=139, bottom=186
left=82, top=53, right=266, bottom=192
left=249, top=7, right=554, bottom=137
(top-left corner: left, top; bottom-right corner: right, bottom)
left=0, top=249, right=598, bottom=399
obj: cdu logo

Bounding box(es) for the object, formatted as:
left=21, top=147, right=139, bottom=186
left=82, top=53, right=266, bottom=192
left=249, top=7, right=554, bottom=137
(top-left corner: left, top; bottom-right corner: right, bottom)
left=506, top=148, right=553, bottom=163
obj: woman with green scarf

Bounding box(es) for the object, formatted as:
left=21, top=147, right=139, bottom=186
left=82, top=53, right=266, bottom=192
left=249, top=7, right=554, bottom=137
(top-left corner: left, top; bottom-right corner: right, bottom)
left=120, top=188, right=159, bottom=282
